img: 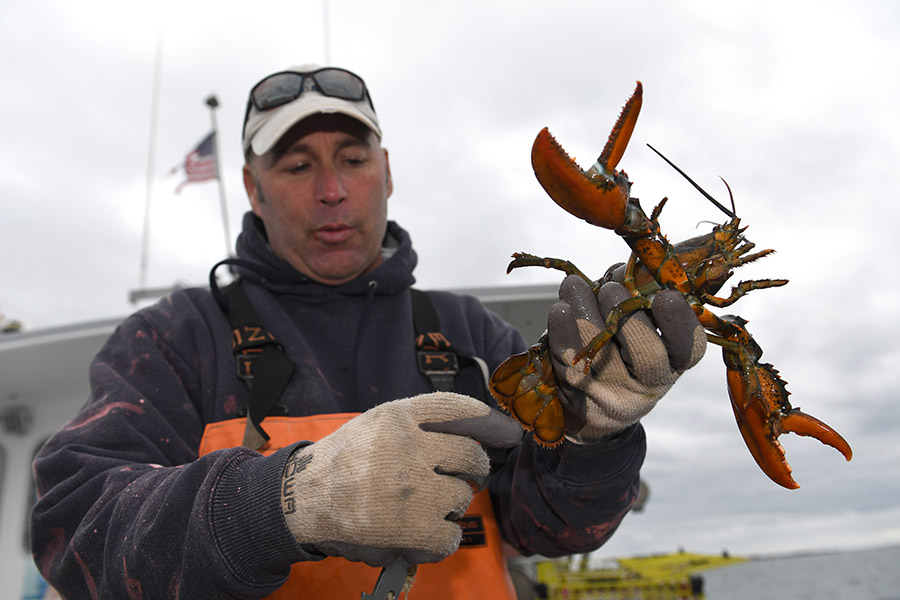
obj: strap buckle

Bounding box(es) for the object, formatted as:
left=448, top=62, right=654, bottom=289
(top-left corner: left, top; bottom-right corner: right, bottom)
left=236, top=351, right=261, bottom=382
left=417, top=350, right=459, bottom=392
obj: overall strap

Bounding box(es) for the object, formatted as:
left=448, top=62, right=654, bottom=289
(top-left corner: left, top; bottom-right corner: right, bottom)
left=223, top=280, right=296, bottom=450
left=410, top=288, right=461, bottom=392
left=410, top=289, right=509, bottom=470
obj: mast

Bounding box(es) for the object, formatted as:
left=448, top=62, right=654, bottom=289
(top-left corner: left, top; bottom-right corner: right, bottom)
left=139, top=30, right=163, bottom=288
left=323, top=0, right=331, bottom=63
left=205, top=95, right=232, bottom=258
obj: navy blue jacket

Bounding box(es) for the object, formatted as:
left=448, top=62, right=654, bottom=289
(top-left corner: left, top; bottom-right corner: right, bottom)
left=31, top=213, right=645, bottom=598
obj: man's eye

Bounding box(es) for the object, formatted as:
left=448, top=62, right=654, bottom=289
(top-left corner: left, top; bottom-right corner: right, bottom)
left=287, top=163, right=310, bottom=173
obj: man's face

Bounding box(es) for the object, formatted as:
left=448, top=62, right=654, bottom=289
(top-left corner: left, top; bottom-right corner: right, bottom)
left=243, top=114, right=393, bottom=286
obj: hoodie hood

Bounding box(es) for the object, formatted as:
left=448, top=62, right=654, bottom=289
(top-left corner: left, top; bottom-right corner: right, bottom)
left=231, top=212, right=417, bottom=297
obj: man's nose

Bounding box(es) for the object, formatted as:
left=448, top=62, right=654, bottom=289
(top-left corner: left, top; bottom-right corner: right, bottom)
left=316, top=167, right=346, bottom=205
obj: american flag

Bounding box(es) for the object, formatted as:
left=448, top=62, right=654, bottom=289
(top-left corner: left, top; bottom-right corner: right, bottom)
left=173, top=131, right=218, bottom=193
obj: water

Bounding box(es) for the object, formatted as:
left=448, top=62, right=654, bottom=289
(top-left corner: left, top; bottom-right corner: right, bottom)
left=702, top=545, right=900, bottom=600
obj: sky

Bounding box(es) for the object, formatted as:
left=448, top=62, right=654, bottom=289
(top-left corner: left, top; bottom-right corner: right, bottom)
left=2, top=0, right=899, bottom=560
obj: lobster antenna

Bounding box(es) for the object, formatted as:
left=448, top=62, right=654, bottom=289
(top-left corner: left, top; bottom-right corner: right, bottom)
left=719, top=176, right=737, bottom=215
left=646, top=144, right=737, bottom=219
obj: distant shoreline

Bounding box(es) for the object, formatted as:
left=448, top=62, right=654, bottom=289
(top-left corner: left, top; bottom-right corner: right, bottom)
left=744, top=543, right=900, bottom=562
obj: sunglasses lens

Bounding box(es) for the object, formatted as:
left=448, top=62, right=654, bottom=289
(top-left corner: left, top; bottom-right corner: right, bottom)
left=252, top=73, right=303, bottom=110
left=313, top=69, right=366, bottom=101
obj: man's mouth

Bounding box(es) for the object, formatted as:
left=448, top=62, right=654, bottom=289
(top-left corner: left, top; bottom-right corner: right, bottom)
left=313, top=224, right=354, bottom=244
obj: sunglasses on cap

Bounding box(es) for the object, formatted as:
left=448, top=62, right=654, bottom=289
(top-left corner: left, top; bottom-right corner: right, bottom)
left=243, top=67, right=375, bottom=128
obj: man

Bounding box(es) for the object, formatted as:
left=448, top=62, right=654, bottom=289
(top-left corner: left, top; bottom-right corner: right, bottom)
left=31, top=65, right=706, bottom=599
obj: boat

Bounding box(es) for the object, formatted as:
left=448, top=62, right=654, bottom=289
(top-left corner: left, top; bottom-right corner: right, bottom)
left=0, top=318, right=119, bottom=599
left=531, top=550, right=748, bottom=599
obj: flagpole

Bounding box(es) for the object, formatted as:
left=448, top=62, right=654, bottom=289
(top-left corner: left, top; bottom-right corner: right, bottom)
left=323, top=0, right=331, bottom=64
left=139, top=30, right=163, bottom=289
left=205, top=94, right=232, bottom=258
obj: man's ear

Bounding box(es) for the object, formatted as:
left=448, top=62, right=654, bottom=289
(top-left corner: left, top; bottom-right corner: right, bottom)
left=383, top=148, right=393, bottom=198
left=243, top=163, right=263, bottom=216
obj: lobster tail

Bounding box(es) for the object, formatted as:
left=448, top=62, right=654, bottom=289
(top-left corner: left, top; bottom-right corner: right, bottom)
left=489, top=339, right=567, bottom=447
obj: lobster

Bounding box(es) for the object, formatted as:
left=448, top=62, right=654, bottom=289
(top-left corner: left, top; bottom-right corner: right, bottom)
left=489, top=81, right=852, bottom=489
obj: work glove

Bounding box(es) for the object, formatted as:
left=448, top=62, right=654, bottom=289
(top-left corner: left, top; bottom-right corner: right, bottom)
left=548, top=275, right=706, bottom=442
left=280, top=392, right=523, bottom=567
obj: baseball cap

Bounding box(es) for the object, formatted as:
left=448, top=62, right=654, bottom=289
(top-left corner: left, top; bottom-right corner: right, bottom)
left=242, top=64, right=381, bottom=156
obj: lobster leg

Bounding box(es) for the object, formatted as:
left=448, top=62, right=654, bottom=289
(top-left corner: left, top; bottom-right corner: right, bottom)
left=504, top=251, right=653, bottom=371
left=572, top=294, right=653, bottom=368
left=701, top=278, right=789, bottom=308
left=506, top=252, right=595, bottom=285
left=572, top=251, right=652, bottom=368
left=620, top=251, right=641, bottom=294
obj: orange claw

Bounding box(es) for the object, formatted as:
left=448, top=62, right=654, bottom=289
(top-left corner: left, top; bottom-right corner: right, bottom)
left=726, top=359, right=853, bottom=489
left=530, top=81, right=643, bottom=230
left=599, top=80, right=643, bottom=172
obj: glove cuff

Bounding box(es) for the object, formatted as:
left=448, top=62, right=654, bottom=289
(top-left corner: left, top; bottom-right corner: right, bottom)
left=565, top=422, right=637, bottom=445
left=540, top=423, right=646, bottom=483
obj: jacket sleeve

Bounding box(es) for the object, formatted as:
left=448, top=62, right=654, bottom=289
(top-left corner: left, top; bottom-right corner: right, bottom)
left=489, top=424, right=644, bottom=556
left=471, top=297, right=645, bottom=557
left=30, top=296, right=316, bottom=599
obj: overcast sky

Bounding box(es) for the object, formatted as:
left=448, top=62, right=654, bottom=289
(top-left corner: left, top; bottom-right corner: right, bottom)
left=2, top=0, right=898, bottom=559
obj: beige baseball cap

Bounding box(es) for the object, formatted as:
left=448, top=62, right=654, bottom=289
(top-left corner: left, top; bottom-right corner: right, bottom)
left=242, top=64, right=381, bottom=156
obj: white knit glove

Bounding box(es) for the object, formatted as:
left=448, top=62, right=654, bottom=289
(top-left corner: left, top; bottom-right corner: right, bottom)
left=280, top=392, right=523, bottom=566
left=548, top=275, right=706, bottom=442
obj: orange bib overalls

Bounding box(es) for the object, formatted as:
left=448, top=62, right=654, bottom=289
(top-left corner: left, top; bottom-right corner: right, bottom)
left=199, top=414, right=517, bottom=599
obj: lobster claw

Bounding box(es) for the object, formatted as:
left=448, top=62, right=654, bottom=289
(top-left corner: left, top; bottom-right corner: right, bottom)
left=725, top=354, right=853, bottom=489
left=531, top=81, right=643, bottom=230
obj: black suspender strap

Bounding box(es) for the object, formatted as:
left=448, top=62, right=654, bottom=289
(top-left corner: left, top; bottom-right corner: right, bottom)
left=410, top=288, right=460, bottom=393
left=223, top=281, right=296, bottom=450
left=410, top=288, right=511, bottom=469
